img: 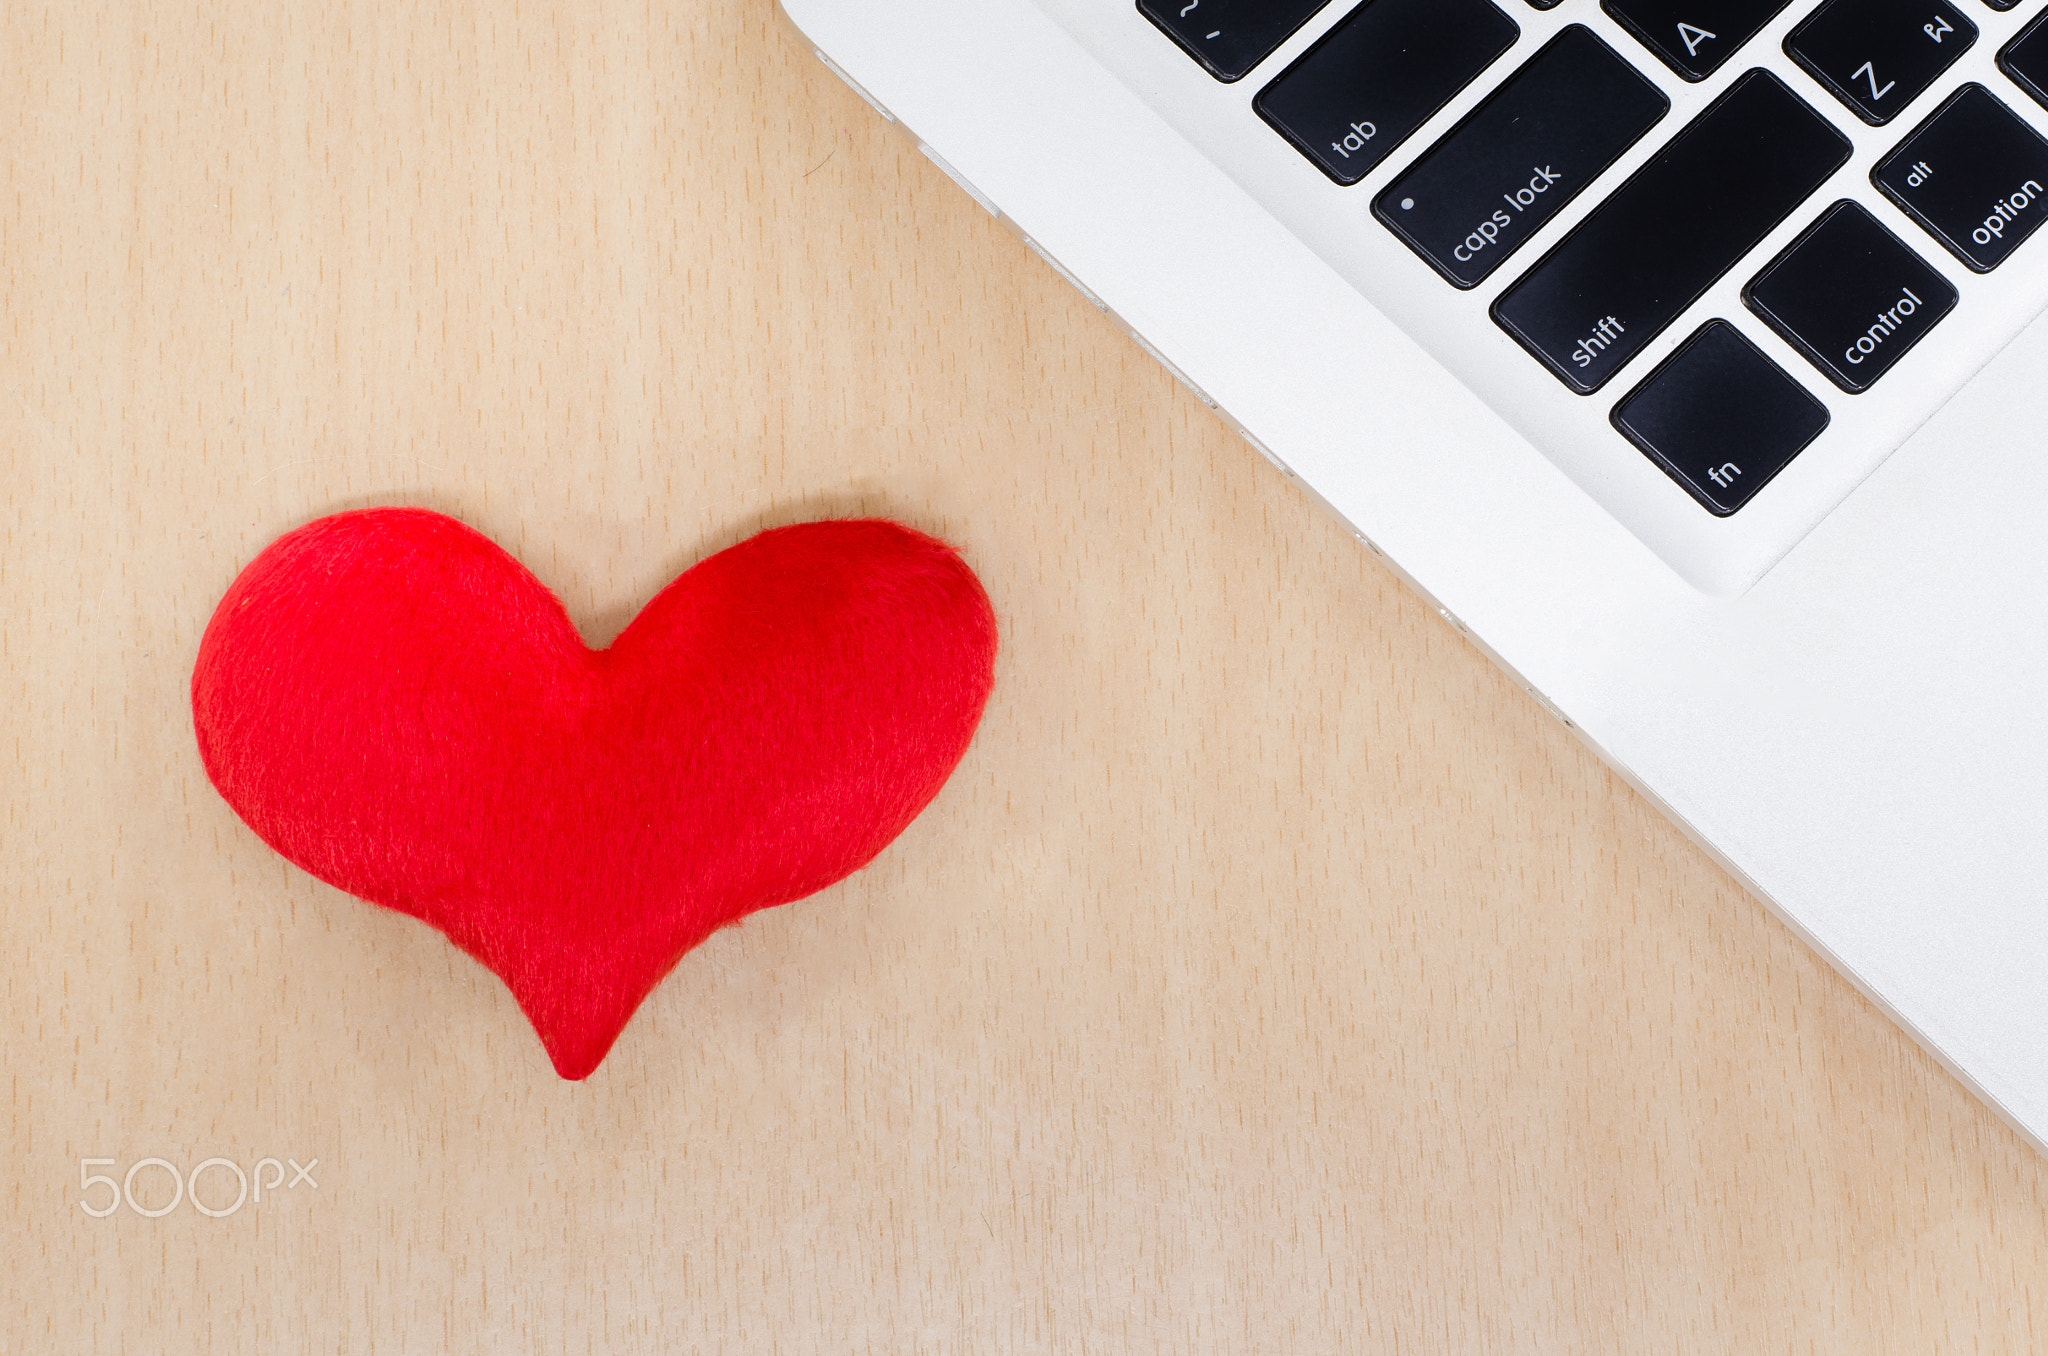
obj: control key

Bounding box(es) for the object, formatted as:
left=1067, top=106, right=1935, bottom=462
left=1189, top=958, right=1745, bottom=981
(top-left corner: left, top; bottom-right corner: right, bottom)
left=1743, top=200, right=1957, bottom=392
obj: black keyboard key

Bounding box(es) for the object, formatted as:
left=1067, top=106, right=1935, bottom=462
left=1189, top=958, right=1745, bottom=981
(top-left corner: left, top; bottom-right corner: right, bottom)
left=1785, top=0, right=1976, bottom=126
left=1373, top=27, right=1668, bottom=288
left=1136, top=0, right=1334, bottom=83
left=1493, top=70, right=1851, bottom=394
left=1254, top=0, right=1519, bottom=186
left=1601, top=0, right=1793, bottom=81
left=1985, top=0, right=2020, bottom=12
left=1872, top=84, right=2048, bottom=271
left=2001, top=11, right=2048, bottom=112
left=1743, top=200, right=1958, bottom=391
left=1612, top=320, right=1830, bottom=515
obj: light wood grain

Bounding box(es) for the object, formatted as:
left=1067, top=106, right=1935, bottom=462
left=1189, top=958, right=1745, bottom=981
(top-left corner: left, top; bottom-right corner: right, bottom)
left=5, top=1, right=2046, bottom=1350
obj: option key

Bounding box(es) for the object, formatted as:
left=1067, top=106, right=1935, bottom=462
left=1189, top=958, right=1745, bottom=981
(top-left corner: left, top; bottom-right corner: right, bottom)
left=1873, top=84, right=2048, bottom=272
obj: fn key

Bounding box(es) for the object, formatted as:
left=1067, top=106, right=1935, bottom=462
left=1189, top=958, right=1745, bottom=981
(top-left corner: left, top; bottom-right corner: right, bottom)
left=1612, top=322, right=1830, bottom=515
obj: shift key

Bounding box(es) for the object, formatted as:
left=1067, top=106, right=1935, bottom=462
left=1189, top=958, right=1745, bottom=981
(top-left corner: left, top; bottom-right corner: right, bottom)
left=1374, top=26, right=1668, bottom=288
left=1492, top=70, right=1850, bottom=394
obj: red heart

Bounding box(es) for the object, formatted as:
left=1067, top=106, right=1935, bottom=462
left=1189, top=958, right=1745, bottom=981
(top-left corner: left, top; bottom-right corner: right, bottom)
left=192, top=509, right=997, bottom=1079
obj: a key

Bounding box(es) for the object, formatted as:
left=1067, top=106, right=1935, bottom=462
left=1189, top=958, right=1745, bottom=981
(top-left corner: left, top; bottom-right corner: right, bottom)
left=1254, top=0, right=1519, bottom=186
left=1601, top=0, right=1794, bottom=81
left=1872, top=83, right=2048, bottom=271
left=2000, top=10, right=2048, bottom=112
left=1611, top=320, right=1831, bottom=515
left=1785, top=0, right=1977, bottom=126
left=1743, top=200, right=1958, bottom=391
left=1374, top=26, right=1668, bottom=288
left=1136, top=0, right=1333, bottom=83
left=1492, top=70, right=1851, bottom=394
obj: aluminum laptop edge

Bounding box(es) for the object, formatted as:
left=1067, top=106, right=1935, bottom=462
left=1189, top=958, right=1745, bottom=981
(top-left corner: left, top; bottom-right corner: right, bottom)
left=778, top=0, right=2048, bottom=1154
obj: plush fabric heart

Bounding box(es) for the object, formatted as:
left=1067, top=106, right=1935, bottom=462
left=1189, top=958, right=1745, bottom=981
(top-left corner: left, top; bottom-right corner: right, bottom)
left=192, top=509, right=997, bottom=1079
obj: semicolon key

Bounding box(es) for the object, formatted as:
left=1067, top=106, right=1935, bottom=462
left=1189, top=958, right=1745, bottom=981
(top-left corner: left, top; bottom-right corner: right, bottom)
left=2001, top=10, right=2048, bottom=113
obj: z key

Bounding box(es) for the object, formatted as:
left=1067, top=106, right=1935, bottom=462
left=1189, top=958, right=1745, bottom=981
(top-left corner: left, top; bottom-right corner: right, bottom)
left=1786, top=0, right=1977, bottom=126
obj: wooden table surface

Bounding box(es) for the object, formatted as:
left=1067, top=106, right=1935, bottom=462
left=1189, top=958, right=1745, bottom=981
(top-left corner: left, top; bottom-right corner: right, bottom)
left=7, top=1, right=2047, bottom=1349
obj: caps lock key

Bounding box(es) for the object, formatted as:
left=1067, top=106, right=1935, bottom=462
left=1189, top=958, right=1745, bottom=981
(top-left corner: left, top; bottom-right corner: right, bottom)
left=1373, top=26, right=1668, bottom=288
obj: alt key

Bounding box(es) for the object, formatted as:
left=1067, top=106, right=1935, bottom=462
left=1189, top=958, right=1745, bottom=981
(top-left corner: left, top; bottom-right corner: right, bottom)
left=1872, top=83, right=2048, bottom=271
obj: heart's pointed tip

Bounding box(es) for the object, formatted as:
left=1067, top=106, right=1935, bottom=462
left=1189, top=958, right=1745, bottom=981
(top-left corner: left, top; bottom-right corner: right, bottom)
left=540, top=1027, right=622, bottom=1082
left=494, top=949, right=654, bottom=1083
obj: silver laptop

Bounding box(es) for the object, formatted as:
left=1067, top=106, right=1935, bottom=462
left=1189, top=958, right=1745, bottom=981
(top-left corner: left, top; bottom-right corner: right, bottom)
left=781, top=0, right=2048, bottom=1151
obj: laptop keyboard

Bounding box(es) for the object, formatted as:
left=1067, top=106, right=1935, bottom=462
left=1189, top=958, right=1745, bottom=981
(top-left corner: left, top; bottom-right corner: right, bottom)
left=1126, top=0, right=2048, bottom=585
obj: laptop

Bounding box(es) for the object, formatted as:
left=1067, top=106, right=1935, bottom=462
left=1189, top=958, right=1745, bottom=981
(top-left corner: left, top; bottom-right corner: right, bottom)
left=778, top=0, right=2048, bottom=1152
